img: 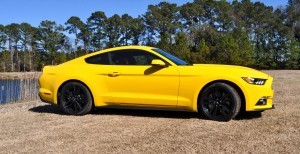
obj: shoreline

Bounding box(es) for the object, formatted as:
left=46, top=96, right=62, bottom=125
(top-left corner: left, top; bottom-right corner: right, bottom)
left=0, top=72, right=41, bottom=79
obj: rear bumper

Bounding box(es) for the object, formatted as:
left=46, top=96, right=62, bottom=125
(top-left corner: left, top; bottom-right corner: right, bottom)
left=39, top=88, right=57, bottom=105
left=39, top=93, right=56, bottom=105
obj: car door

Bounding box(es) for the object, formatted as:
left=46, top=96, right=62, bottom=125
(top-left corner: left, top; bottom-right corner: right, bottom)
left=105, top=49, right=180, bottom=107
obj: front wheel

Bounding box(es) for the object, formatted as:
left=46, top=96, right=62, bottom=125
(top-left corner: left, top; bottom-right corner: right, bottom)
left=198, top=83, right=241, bottom=121
left=59, top=82, right=93, bottom=115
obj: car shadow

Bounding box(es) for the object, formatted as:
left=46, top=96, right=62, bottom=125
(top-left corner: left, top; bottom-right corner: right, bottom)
left=29, top=104, right=262, bottom=120
left=235, top=111, right=262, bottom=120
left=29, top=104, right=200, bottom=119
left=92, top=107, right=200, bottom=119
left=29, top=104, right=67, bottom=115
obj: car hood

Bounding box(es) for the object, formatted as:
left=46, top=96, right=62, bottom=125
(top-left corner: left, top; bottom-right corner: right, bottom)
left=191, top=64, right=270, bottom=79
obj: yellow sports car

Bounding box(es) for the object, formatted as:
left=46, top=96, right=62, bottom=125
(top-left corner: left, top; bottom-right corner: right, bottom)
left=39, top=46, right=274, bottom=121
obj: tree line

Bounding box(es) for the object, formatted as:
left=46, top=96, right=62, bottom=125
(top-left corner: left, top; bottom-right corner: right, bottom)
left=0, top=0, right=299, bottom=72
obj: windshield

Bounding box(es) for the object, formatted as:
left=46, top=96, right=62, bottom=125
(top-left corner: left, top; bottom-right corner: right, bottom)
left=152, top=49, right=189, bottom=66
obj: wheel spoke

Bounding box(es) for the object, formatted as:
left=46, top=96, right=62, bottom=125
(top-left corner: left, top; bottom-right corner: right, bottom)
left=211, top=89, right=216, bottom=99
left=78, top=99, right=86, bottom=105
left=203, top=95, right=214, bottom=105
left=73, top=86, right=81, bottom=95
left=221, top=97, right=230, bottom=105
left=212, top=106, right=218, bottom=116
left=76, top=102, right=83, bottom=111
left=214, top=90, right=221, bottom=99
left=220, top=92, right=227, bottom=100
left=65, top=89, right=72, bottom=96
left=73, top=101, right=79, bottom=112
left=219, top=105, right=230, bottom=116
left=65, top=101, right=73, bottom=109
left=64, top=85, right=86, bottom=112
left=64, top=95, right=69, bottom=101
left=208, top=104, right=216, bottom=115
left=79, top=94, right=86, bottom=101
left=204, top=87, right=233, bottom=117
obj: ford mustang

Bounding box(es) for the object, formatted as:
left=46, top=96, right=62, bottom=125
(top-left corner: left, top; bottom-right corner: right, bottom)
left=39, top=46, right=274, bottom=121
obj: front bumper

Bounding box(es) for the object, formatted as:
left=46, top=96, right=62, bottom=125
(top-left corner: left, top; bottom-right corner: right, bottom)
left=270, top=105, right=275, bottom=109
left=245, top=76, right=274, bottom=111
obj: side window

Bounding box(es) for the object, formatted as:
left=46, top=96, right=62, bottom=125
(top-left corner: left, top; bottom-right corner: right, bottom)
left=85, top=50, right=167, bottom=65
left=85, top=53, right=109, bottom=65
left=111, top=50, right=162, bottom=65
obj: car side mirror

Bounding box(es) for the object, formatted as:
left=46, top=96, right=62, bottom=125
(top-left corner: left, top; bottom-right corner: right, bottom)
left=151, top=59, right=167, bottom=67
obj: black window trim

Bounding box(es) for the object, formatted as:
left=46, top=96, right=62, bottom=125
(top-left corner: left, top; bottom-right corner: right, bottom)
left=85, top=49, right=171, bottom=66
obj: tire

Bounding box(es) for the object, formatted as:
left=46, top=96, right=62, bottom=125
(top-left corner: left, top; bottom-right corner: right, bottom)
left=198, top=82, right=241, bottom=121
left=59, top=82, right=93, bottom=115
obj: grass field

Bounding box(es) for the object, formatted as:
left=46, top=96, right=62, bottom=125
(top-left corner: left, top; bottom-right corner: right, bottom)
left=0, top=70, right=299, bottom=153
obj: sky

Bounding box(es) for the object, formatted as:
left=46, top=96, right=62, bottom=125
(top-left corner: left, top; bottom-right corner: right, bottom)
left=0, top=0, right=289, bottom=27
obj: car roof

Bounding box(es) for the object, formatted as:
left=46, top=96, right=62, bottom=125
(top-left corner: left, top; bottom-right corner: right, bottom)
left=82, top=46, right=156, bottom=58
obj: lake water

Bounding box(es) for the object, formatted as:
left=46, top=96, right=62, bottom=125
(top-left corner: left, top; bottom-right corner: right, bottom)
left=0, top=79, right=39, bottom=104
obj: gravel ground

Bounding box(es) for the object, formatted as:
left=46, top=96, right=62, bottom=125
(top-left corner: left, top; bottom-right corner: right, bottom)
left=0, top=70, right=299, bottom=153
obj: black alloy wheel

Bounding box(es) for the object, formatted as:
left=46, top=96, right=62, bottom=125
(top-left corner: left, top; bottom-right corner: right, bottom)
left=199, top=82, right=241, bottom=121
left=59, top=82, right=93, bottom=115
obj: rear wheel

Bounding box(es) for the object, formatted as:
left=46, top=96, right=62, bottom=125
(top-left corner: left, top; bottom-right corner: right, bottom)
left=198, top=82, right=241, bottom=121
left=59, top=82, right=93, bottom=115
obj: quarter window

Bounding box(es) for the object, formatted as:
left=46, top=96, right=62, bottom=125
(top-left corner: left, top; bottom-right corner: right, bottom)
left=85, top=53, right=109, bottom=64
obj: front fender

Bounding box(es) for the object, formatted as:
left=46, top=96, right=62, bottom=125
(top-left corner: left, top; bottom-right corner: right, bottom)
left=190, top=77, right=249, bottom=112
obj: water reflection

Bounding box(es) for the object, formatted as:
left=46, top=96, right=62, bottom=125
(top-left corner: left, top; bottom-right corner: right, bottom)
left=0, top=79, right=39, bottom=104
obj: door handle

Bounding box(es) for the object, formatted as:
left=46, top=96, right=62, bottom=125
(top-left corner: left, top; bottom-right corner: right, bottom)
left=108, top=72, right=120, bottom=77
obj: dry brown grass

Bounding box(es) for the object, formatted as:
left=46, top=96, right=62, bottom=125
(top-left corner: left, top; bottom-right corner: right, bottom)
left=0, top=70, right=299, bottom=153
left=0, top=72, right=41, bottom=79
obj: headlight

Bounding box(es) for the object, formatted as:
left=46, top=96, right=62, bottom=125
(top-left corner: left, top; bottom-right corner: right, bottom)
left=242, top=77, right=266, bottom=85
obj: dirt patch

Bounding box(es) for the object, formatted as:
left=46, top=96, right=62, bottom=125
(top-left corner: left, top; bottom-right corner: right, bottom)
left=0, top=70, right=299, bottom=153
